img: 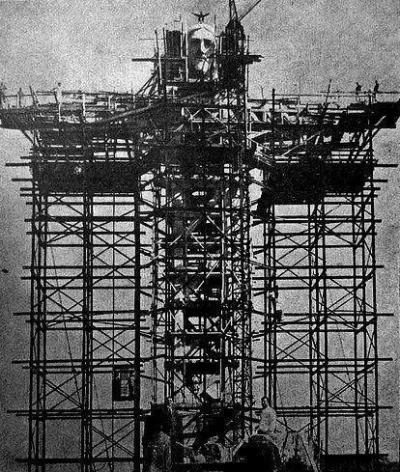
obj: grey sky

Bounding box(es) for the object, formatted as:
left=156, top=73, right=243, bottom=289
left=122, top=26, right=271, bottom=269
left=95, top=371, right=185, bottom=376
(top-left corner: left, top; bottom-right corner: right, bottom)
left=0, top=0, right=399, bottom=468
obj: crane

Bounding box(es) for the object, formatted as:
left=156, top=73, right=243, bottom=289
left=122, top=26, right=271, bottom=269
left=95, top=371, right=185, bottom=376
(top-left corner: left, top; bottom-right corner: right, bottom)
left=226, top=0, right=265, bottom=38
left=238, top=0, right=265, bottom=22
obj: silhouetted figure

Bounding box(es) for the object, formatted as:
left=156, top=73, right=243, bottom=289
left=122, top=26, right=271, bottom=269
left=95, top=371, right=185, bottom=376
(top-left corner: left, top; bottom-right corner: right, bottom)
left=373, top=80, right=380, bottom=102
left=0, top=81, right=7, bottom=108
left=17, top=87, right=24, bottom=107
left=53, top=81, right=63, bottom=119
left=259, top=396, right=277, bottom=439
left=53, top=81, right=63, bottom=105
left=355, top=82, right=362, bottom=101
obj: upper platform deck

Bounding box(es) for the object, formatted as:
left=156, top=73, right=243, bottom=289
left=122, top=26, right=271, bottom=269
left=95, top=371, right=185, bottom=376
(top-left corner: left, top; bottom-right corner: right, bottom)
left=1, top=87, right=399, bottom=198
left=1, top=87, right=399, bottom=146
left=1, top=88, right=399, bottom=129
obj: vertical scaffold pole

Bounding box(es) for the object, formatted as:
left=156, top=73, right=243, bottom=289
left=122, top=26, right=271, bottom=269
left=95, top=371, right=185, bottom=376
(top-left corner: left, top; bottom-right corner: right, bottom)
left=134, top=166, right=142, bottom=472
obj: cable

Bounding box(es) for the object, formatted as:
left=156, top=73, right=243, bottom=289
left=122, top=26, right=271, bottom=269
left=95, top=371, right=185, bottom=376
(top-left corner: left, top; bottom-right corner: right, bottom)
left=239, top=0, right=264, bottom=22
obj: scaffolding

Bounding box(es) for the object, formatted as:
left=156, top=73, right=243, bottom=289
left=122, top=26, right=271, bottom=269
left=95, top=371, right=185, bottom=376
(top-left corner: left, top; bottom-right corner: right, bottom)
left=252, top=91, right=399, bottom=457
left=2, top=6, right=400, bottom=472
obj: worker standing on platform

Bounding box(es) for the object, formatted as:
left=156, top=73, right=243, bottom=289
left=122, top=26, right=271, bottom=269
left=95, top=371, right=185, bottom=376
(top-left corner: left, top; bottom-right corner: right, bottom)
left=53, top=81, right=63, bottom=118
left=355, top=82, right=362, bottom=101
left=0, top=81, right=7, bottom=108
left=373, top=80, right=380, bottom=102
left=258, top=396, right=278, bottom=441
left=17, top=87, right=24, bottom=108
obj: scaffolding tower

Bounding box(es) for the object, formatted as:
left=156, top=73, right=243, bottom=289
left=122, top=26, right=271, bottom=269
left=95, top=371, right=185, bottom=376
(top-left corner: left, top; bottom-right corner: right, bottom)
left=252, top=92, right=400, bottom=467
left=1, top=5, right=400, bottom=472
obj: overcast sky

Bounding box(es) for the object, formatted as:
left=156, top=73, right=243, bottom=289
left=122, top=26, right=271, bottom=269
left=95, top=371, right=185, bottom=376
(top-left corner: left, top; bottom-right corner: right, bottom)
left=0, top=0, right=399, bottom=469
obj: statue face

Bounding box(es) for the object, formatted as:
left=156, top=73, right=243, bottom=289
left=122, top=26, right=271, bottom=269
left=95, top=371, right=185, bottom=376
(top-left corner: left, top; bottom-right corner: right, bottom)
left=188, top=24, right=216, bottom=77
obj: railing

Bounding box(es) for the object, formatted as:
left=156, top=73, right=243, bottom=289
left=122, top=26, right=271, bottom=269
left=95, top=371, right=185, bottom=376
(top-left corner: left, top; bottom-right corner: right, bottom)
left=2, top=87, right=398, bottom=112
left=272, top=90, right=400, bottom=108
left=0, top=89, right=137, bottom=110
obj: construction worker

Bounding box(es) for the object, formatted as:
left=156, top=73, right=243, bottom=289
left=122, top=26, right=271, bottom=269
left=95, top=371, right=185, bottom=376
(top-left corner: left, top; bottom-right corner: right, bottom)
left=53, top=81, right=62, bottom=104
left=17, top=87, right=24, bottom=108
left=258, top=396, right=277, bottom=440
left=373, top=80, right=380, bottom=102
left=355, top=82, right=362, bottom=101
left=53, top=82, right=63, bottom=119
left=0, top=81, right=7, bottom=108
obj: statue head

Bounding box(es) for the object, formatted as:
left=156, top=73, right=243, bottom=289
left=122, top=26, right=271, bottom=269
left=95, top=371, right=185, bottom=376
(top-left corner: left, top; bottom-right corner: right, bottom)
left=188, top=22, right=216, bottom=78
